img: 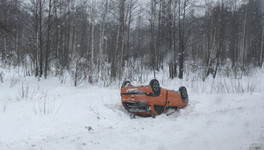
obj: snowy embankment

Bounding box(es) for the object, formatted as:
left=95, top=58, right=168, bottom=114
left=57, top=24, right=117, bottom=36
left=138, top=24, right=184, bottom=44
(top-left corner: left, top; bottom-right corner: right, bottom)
left=0, top=68, right=264, bottom=150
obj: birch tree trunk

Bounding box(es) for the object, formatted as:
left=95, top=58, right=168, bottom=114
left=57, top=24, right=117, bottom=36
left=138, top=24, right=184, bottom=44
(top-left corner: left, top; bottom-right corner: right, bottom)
left=1, top=0, right=7, bottom=62
left=39, top=0, right=43, bottom=77
left=260, top=23, right=264, bottom=68
left=3, top=30, right=7, bottom=61
left=150, top=0, right=157, bottom=78
left=44, top=0, right=52, bottom=79
left=98, top=0, right=108, bottom=79
left=89, top=0, right=96, bottom=84
left=91, top=9, right=95, bottom=67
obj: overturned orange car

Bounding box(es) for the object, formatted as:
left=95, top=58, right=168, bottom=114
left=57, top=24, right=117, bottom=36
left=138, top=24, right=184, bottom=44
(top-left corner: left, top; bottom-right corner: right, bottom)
left=121, top=79, right=189, bottom=117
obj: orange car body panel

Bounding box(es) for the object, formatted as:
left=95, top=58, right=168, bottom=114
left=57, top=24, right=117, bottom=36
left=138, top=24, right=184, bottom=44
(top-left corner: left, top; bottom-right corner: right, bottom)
left=121, top=85, right=188, bottom=116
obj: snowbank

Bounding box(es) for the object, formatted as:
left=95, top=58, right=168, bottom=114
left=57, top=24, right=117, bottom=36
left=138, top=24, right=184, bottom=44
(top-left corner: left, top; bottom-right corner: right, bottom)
left=0, top=67, right=264, bottom=150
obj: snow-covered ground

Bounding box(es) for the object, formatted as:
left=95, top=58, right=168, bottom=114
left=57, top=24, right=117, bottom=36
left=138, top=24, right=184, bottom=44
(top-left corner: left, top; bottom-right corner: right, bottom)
left=0, top=68, right=264, bottom=150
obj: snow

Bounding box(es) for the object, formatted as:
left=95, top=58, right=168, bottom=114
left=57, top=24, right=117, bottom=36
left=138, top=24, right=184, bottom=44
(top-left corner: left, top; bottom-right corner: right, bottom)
left=0, top=68, right=264, bottom=150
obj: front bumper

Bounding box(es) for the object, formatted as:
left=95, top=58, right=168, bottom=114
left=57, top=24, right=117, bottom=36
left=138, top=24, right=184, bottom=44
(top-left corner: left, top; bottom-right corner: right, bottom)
left=122, top=101, right=151, bottom=113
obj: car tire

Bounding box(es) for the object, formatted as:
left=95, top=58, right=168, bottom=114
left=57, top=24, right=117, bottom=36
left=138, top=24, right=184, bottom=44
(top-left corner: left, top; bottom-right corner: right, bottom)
left=149, top=79, right=160, bottom=95
left=179, top=86, right=188, bottom=103
left=121, top=80, right=131, bottom=88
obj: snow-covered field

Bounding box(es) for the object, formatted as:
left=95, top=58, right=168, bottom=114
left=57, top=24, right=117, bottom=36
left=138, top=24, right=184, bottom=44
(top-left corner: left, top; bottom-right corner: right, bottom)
left=0, top=68, right=264, bottom=150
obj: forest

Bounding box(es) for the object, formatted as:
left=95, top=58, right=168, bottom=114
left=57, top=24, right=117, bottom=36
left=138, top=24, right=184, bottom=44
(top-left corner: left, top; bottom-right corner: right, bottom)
left=0, top=0, right=263, bottom=86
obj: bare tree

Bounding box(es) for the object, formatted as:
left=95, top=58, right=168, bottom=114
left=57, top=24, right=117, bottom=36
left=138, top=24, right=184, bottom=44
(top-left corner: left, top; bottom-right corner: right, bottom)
left=260, top=22, right=264, bottom=68
left=44, top=0, right=53, bottom=79
left=98, top=0, right=109, bottom=79
left=178, top=0, right=195, bottom=79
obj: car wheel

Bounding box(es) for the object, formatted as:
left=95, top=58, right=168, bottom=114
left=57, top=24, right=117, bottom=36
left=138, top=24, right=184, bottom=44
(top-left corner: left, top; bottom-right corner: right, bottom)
left=149, top=79, right=160, bottom=94
left=179, top=86, right=188, bottom=103
left=121, top=80, right=131, bottom=88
